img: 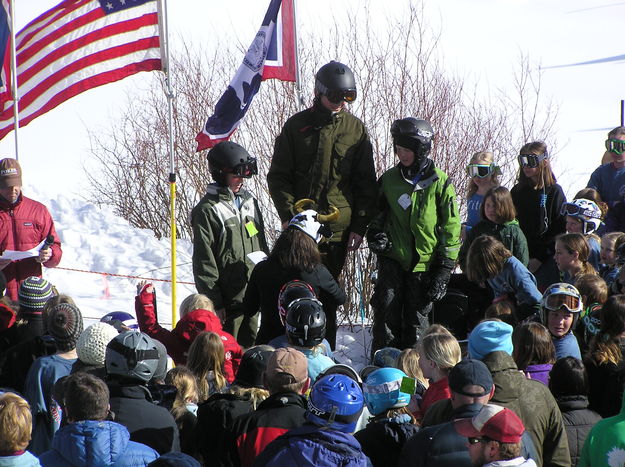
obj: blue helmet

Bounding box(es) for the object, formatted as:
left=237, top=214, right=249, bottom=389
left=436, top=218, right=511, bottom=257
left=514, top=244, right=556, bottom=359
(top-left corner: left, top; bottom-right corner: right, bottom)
left=101, top=311, right=139, bottom=332
left=363, top=367, right=411, bottom=415
left=307, top=374, right=364, bottom=433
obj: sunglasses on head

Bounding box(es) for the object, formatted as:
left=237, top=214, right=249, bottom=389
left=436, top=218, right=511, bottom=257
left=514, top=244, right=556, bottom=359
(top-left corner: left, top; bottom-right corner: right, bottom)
left=518, top=153, right=547, bottom=168
left=468, top=437, right=493, bottom=445
left=466, top=164, right=494, bottom=178
left=605, top=138, right=625, bottom=155
left=223, top=158, right=258, bottom=178
left=325, top=89, right=357, bottom=104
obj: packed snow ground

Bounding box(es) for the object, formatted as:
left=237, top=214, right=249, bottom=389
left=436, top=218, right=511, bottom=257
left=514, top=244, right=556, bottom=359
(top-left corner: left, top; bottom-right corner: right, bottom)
left=32, top=188, right=371, bottom=370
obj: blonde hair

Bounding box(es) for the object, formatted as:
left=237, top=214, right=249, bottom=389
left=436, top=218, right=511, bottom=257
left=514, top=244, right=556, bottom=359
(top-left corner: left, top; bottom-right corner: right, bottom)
left=397, top=348, right=428, bottom=389
left=165, top=366, right=199, bottom=407
left=417, top=332, right=461, bottom=372
left=187, top=331, right=227, bottom=401
left=0, top=393, right=32, bottom=451
left=228, top=385, right=269, bottom=410
left=179, top=294, right=214, bottom=318
left=467, top=151, right=500, bottom=198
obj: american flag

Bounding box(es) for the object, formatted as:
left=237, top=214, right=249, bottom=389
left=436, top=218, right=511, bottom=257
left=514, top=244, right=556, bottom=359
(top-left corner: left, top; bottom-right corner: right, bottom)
left=0, top=0, right=10, bottom=96
left=0, top=0, right=162, bottom=140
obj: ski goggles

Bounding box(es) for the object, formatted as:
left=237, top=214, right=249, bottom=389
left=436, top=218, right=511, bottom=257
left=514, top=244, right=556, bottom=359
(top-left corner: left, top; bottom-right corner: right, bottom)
left=605, top=138, right=625, bottom=155
left=224, top=158, right=258, bottom=178
left=543, top=293, right=582, bottom=313
left=325, top=89, right=357, bottom=104
left=518, top=153, right=547, bottom=168
left=560, top=202, right=601, bottom=219
left=466, top=164, right=494, bottom=178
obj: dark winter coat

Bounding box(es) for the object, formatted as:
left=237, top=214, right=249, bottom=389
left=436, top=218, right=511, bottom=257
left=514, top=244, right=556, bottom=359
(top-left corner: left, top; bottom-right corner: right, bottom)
left=510, top=183, right=566, bottom=262
left=38, top=420, right=159, bottom=467
left=135, top=286, right=242, bottom=382
left=253, top=423, right=370, bottom=467
left=243, top=257, right=346, bottom=344
left=0, top=334, right=56, bottom=393
left=231, top=392, right=308, bottom=467
left=584, top=339, right=625, bottom=418
left=0, top=194, right=62, bottom=301
left=459, top=218, right=530, bottom=269
left=268, top=101, right=378, bottom=239
left=354, top=415, right=418, bottom=466
left=556, top=395, right=602, bottom=467
left=399, top=403, right=538, bottom=467
left=107, top=381, right=180, bottom=455
left=195, top=392, right=257, bottom=467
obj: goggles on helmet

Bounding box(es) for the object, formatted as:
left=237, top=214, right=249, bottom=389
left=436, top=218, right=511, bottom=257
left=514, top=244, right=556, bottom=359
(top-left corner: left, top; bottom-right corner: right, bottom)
left=325, top=89, right=357, bottom=104
left=605, top=138, right=625, bottom=155
left=466, top=164, right=494, bottom=178
left=543, top=294, right=582, bottom=313
left=518, top=153, right=547, bottom=168
left=560, top=202, right=601, bottom=219
left=223, top=158, right=258, bottom=178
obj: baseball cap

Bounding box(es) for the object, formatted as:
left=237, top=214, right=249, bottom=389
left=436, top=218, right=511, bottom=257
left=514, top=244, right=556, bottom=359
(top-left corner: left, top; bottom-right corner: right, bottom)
left=265, top=347, right=308, bottom=384
left=448, top=359, right=493, bottom=397
left=0, top=158, right=22, bottom=188
left=455, top=403, right=525, bottom=444
left=234, top=346, right=274, bottom=388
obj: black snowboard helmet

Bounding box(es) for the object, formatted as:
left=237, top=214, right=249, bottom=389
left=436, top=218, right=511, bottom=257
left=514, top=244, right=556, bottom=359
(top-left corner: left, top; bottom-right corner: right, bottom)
left=391, top=117, right=434, bottom=177
left=314, top=61, right=357, bottom=104
left=207, top=141, right=258, bottom=186
left=286, top=297, right=326, bottom=347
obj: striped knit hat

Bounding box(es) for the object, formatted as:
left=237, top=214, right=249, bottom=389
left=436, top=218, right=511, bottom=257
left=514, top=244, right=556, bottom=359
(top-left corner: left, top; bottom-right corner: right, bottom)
left=47, top=303, right=83, bottom=352
left=18, top=276, right=54, bottom=312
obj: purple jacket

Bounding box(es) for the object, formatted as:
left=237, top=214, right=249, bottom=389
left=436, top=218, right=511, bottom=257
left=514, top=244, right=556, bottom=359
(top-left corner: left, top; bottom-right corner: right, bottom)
left=524, top=363, right=553, bottom=386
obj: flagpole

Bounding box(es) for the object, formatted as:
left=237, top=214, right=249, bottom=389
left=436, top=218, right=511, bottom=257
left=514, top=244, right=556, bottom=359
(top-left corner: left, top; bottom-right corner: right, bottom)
left=291, top=0, right=305, bottom=110
left=158, top=0, right=178, bottom=327
left=8, top=0, right=18, bottom=160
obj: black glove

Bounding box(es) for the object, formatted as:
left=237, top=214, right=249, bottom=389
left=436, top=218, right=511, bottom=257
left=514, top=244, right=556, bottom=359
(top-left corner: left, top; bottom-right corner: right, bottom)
left=425, top=258, right=454, bottom=303
left=368, top=232, right=392, bottom=255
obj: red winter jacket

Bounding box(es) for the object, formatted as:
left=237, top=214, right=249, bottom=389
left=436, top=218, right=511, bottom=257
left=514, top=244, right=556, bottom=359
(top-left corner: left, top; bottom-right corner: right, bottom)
left=135, top=286, right=243, bottom=382
left=0, top=195, right=62, bottom=300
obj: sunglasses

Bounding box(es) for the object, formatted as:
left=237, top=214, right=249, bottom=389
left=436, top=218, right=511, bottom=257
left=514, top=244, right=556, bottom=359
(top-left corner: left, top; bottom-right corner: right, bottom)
left=605, top=138, right=625, bottom=155
left=560, top=202, right=600, bottom=219
left=466, top=164, right=494, bottom=178
left=223, top=158, right=258, bottom=178
left=543, top=294, right=582, bottom=313
left=518, top=153, right=547, bottom=168
left=468, top=437, right=492, bottom=445
left=325, top=89, right=357, bottom=104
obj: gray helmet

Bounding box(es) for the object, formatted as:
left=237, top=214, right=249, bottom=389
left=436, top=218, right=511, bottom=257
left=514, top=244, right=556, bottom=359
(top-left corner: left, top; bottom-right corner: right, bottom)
left=207, top=141, right=258, bottom=186
left=314, top=61, right=357, bottom=103
left=105, top=331, right=160, bottom=383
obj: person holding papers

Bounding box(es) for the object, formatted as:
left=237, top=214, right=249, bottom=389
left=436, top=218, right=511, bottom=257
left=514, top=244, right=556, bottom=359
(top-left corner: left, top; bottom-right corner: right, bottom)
left=0, top=158, right=62, bottom=301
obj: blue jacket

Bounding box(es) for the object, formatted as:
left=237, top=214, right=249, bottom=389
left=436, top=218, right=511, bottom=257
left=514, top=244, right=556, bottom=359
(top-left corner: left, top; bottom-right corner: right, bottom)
left=39, top=420, right=159, bottom=467
left=487, top=256, right=542, bottom=306
left=0, top=452, right=41, bottom=467
left=253, top=423, right=371, bottom=467
left=587, top=163, right=625, bottom=205
left=552, top=332, right=582, bottom=361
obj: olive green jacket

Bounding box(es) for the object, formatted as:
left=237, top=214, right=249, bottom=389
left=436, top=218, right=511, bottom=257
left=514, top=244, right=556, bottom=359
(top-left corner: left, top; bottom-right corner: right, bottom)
left=267, top=103, right=378, bottom=239
left=191, top=184, right=268, bottom=313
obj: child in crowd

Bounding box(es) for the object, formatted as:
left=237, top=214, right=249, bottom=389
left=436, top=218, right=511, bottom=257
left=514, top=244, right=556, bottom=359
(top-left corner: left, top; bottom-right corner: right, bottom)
left=540, top=283, right=583, bottom=360
left=0, top=392, right=40, bottom=466
left=574, top=274, right=608, bottom=353
left=512, top=322, right=556, bottom=385
left=244, top=211, right=346, bottom=348
left=72, top=321, right=119, bottom=379
left=548, top=357, right=602, bottom=467
left=463, top=151, right=501, bottom=237
left=554, top=233, right=598, bottom=285
left=484, top=301, right=517, bottom=326
left=511, top=141, right=567, bottom=288
left=561, top=198, right=602, bottom=270
left=284, top=297, right=334, bottom=381
left=135, top=283, right=242, bottom=382
left=165, top=366, right=199, bottom=457
left=416, top=329, right=461, bottom=419
left=585, top=295, right=625, bottom=418
left=459, top=186, right=529, bottom=268
left=466, top=235, right=542, bottom=321
left=599, top=232, right=625, bottom=287
left=356, top=367, right=419, bottom=466
left=397, top=347, right=428, bottom=416
left=186, top=331, right=228, bottom=402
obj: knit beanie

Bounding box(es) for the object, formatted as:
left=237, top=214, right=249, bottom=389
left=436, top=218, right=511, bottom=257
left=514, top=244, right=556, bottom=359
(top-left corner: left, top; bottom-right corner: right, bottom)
left=77, top=322, right=119, bottom=367
left=18, top=276, right=54, bottom=312
left=47, top=303, right=83, bottom=352
left=468, top=320, right=514, bottom=361
left=234, top=347, right=274, bottom=388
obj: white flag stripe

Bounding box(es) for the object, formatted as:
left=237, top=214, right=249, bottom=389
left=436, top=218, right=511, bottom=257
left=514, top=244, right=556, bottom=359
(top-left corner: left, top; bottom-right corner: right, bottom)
left=0, top=47, right=159, bottom=127
left=18, top=24, right=158, bottom=95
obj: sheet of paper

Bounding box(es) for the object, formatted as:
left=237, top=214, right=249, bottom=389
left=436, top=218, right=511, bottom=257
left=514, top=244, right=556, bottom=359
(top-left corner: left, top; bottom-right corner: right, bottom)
left=247, top=251, right=268, bottom=265
left=0, top=239, right=47, bottom=261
